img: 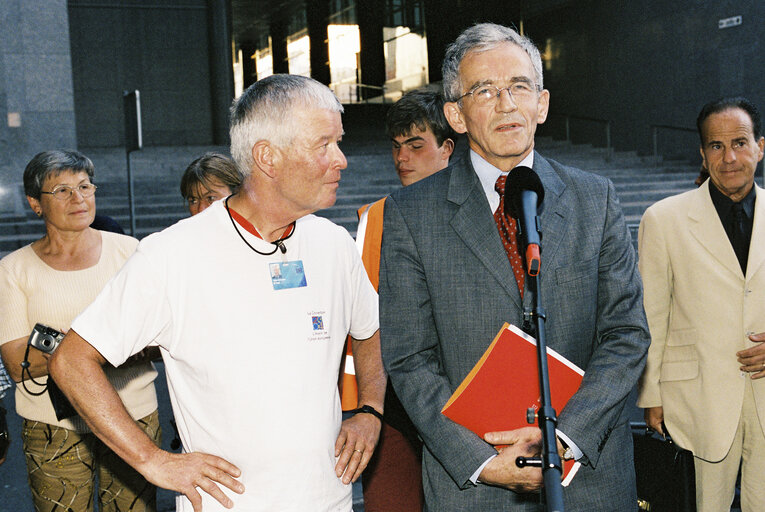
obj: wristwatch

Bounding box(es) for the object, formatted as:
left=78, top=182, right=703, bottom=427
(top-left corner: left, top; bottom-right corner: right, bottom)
left=348, top=404, right=383, bottom=421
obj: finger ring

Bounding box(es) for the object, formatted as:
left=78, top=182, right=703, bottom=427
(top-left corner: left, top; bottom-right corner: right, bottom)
left=354, top=449, right=362, bottom=453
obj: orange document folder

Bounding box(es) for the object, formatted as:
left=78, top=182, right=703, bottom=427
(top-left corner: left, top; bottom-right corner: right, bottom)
left=442, top=323, right=584, bottom=486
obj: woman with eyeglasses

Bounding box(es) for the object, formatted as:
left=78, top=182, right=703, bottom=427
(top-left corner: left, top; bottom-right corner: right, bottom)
left=0, top=150, right=160, bottom=512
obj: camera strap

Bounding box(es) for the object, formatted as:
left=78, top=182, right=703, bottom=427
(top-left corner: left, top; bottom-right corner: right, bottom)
left=20, top=343, right=77, bottom=420
left=20, top=343, right=49, bottom=396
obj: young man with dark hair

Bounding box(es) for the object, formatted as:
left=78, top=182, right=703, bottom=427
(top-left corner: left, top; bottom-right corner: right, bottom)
left=342, top=89, right=455, bottom=511
left=385, top=89, right=456, bottom=186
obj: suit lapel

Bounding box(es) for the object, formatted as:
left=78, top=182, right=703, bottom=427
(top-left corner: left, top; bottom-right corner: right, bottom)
left=532, top=153, right=568, bottom=272
left=746, top=185, right=765, bottom=280
left=447, top=157, right=522, bottom=309
left=688, top=180, right=743, bottom=279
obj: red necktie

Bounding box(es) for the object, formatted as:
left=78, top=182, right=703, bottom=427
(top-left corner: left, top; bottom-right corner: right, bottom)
left=494, top=175, right=525, bottom=297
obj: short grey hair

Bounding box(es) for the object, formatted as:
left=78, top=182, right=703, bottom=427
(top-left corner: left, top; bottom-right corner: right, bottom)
left=23, top=150, right=95, bottom=199
left=442, top=23, right=544, bottom=102
left=230, top=74, right=344, bottom=173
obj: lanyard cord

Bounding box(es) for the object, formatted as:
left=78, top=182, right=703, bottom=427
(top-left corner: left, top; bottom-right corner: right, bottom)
left=225, top=196, right=295, bottom=256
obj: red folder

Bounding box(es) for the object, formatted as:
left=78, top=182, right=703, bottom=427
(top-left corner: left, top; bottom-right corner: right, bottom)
left=442, top=323, right=584, bottom=485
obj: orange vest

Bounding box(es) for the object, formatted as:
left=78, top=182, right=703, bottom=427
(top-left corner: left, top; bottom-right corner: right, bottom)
left=340, top=197, right=386, bottom=410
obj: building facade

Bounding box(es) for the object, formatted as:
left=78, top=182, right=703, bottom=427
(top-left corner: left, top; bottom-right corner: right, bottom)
left=2, top=0, right=763, bottom=167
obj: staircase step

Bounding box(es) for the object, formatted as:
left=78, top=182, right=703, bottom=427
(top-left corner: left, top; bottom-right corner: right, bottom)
left=0, top=141, right=706, bottom=260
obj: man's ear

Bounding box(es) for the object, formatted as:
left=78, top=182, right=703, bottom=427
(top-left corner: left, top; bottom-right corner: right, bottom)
left=536, top=89, right=550, bottom=125
left=442, top=138, right=455, bottom=160
left=699, top=146, right=708, bottom=169
left=252, top=140, right=279, bottom=179
left=444, top=102, right=468, bottom=134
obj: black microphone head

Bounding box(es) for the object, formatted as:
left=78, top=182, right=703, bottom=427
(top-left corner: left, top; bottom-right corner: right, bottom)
left=504, top=166, right=544, bottom=218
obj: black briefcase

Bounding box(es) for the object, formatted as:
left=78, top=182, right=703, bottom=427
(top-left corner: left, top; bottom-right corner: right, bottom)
left=631, top=422, right=696, bottom=512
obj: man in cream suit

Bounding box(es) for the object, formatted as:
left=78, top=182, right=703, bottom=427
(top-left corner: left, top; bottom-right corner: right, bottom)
left=638, top=97, right=765, bottom=511
left=380, top=23, right=650, bottom=510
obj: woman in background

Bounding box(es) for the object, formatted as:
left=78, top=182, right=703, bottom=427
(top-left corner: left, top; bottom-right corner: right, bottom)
left=0, top=150, right=160, bottom=512
left=180, top=152, right=244, bottom=216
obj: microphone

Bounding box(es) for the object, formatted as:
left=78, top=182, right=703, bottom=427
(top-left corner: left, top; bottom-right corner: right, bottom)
left=504, top=166, right=545, bottom=276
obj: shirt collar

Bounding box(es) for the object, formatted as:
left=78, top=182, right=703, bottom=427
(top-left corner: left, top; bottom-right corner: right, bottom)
left=471, top=150, right=535, bottom=214
left=709, top=180, right=756, bottom=220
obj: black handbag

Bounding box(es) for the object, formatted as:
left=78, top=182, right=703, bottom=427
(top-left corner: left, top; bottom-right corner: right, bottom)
left=631, top=422, right=696, bottom=512
left=47, top=376, right=78, bottom=421
left=0, top=405, right=9, bottom=461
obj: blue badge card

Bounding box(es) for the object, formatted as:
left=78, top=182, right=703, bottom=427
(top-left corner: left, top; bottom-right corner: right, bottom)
left=270, top=260, right=307, bottom=290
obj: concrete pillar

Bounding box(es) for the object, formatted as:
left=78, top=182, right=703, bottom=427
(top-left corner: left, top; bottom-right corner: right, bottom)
left=423, top=0, right=461, bottom=84
left=207, top=0, right=235, bottom=145
left=423, top=0, right=520, bottom=85
left=356, top=0, right=386, bottom=100
left=306, top=1, right=331, bottom=85
left=0, top=0, right=77, bottom=179
left=240, top=42, right=258, bottom=89
left=270, top=16, right=289, bottom=74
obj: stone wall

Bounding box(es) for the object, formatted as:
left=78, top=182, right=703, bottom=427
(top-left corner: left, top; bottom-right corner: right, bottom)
left=0, top=0, right=77, bottom=178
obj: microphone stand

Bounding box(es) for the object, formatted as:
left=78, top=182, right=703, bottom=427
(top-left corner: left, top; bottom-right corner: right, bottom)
left=515, top=241, right=566, bottom=511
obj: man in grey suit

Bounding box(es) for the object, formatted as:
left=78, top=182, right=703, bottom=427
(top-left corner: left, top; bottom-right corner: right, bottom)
left=379, top=23, right=651, bottom=510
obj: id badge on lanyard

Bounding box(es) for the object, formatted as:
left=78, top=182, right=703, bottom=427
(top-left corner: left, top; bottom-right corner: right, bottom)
left=269, top=260, right=307, bottom=290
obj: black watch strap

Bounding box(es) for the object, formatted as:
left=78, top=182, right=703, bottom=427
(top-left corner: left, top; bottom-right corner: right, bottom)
left=349, top=404, right=383, bottom=421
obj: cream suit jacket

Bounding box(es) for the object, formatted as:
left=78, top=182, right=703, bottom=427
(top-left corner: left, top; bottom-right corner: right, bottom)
left=637, top=179, right=765, bottom=462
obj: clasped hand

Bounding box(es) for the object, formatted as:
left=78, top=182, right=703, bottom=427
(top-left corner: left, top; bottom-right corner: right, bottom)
left=479, top=426, right=570, bottom=493
left=478, top=426, right=544, bottom=493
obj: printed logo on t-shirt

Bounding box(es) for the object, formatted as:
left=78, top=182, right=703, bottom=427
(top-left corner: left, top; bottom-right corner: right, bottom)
left=308, top=310, right=330, bottom=342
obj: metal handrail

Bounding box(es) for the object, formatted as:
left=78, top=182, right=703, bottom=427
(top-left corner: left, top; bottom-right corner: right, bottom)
left=546, top=113, right=612, bottom=161
left=650, top=124, right=696, bottom=166
left=353, top=83, right=385, bottom=92
left=330, top=82, right=388, bottom=104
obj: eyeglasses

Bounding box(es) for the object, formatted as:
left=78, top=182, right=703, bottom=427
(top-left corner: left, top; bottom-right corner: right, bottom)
left=458, top=81, right=540, bottom=106
left=40, top=183, right=98, bottom=201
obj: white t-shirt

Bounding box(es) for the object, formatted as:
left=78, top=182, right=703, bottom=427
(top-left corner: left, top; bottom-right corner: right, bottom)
left=72, top=201, right=379, bottom=511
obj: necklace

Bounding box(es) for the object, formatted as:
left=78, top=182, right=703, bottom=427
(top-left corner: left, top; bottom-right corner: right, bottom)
left=225, top=196, right=295, bottom=256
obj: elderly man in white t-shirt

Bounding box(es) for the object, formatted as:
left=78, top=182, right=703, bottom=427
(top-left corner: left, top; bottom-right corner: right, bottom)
left=49, top=74, right=386, bottom=512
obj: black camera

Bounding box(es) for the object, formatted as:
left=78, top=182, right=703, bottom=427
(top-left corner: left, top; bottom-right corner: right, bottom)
left=27, top=323, right=64, bottom=354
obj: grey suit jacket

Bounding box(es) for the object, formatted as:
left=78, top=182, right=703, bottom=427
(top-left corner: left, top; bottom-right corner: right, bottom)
left=379, top=151, right=651, bottom=511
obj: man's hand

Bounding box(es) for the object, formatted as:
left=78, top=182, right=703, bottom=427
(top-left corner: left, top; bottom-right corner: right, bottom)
left=479, top=427, right=543, bottom=493
left=334, top=412, right=381, bottom=484
left=137, top=449, right=244, bottom=511
left=644, top=406, right=665, bottom=437
left=737, top=332, right=765, bottom=379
